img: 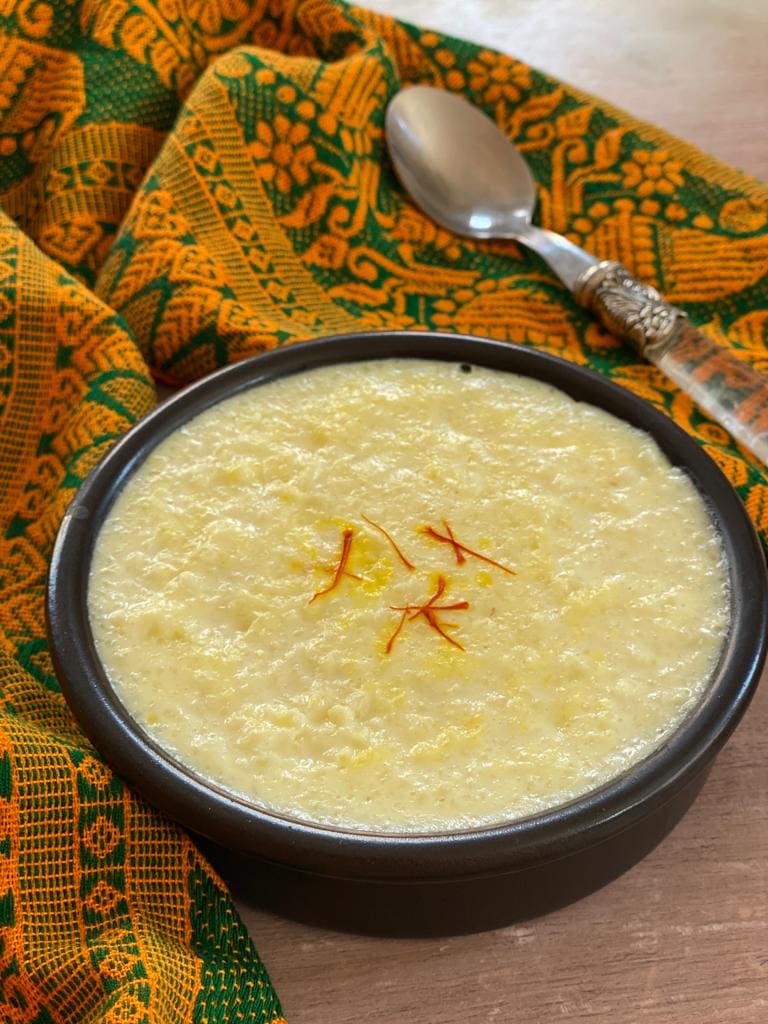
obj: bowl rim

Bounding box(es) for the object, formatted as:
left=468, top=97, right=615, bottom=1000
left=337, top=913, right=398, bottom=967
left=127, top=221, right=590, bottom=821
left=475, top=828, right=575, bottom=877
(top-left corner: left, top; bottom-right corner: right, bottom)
left=47, top=331, right=768, bottom=882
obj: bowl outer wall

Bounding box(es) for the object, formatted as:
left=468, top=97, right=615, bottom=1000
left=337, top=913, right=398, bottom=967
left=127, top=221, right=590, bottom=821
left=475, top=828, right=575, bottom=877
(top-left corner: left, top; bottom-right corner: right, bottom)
left=47, top=331, right=768, bottom=883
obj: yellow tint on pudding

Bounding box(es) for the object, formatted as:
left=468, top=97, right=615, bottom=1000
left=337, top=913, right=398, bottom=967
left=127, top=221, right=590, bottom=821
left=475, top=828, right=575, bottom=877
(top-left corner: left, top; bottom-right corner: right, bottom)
left=88, top=359, right=729, bottom=833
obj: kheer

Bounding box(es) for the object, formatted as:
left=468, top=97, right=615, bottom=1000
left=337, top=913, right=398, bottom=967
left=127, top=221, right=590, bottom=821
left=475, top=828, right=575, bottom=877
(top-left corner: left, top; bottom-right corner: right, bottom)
left=88, top=359, right=729, bottom=832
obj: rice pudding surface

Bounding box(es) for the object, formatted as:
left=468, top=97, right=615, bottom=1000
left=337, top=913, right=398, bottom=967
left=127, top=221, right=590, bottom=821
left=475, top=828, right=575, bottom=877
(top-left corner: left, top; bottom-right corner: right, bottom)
left=88, top=359, right=729, bottom=832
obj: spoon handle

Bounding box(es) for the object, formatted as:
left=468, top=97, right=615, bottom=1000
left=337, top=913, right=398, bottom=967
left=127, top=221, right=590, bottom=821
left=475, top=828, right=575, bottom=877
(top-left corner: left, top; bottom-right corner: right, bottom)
left=575, top=261, right=768, bottom=466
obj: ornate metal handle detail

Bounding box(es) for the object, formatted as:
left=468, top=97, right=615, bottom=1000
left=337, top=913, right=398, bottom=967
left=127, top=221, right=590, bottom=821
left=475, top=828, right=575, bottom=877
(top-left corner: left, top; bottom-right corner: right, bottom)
left=573, top=260, right=688, bottom=359
left=574, top=260, right=768, bottom=466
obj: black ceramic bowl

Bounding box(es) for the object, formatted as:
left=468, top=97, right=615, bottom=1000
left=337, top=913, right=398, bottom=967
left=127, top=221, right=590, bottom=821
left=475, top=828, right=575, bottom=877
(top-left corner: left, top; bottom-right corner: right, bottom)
left=47, top=332, right=767, bottom=936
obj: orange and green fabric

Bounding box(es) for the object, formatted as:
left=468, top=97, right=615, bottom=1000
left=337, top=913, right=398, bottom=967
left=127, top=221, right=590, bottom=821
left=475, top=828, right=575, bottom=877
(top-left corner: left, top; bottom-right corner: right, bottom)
left=0, top=0, right=766, bottom=1020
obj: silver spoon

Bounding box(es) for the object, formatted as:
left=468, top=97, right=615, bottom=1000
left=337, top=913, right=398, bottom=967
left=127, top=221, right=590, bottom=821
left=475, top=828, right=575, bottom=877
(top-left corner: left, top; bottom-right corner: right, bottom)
left=385, top=85, right=768, bottom=466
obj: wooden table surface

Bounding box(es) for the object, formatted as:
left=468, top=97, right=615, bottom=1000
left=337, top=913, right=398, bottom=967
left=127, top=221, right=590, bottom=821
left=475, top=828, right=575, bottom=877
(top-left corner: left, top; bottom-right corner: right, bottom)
left=234, top=3, right=768, bottom=1021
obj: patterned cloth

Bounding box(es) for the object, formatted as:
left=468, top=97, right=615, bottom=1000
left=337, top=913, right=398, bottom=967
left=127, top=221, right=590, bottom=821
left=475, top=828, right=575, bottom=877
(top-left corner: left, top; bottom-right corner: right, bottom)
left=0, top=0, right=766, bottom=1020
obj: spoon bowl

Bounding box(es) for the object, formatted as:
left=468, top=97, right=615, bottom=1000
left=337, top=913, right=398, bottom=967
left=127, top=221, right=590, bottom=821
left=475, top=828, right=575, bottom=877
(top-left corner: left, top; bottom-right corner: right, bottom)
left=385, top=85, right=537, bottom=238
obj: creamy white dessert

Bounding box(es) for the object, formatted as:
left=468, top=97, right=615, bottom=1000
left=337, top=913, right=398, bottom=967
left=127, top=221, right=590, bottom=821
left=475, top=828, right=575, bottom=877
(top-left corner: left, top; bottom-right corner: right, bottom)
left=88, top=358, right=729, bottom=833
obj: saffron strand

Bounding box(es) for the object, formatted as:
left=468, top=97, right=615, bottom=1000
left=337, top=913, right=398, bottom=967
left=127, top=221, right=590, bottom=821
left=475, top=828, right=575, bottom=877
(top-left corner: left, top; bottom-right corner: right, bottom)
left=362, top=514, right=416, bottom=571
left=421, top=610, right=465, bottom=651
left=422, top=520, right=516, bottom=575
left=309, top=528, right=356, bottom=604
left=385, top=609, right=409, bottom=654
left=387, top=575, right=469, bottom=653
